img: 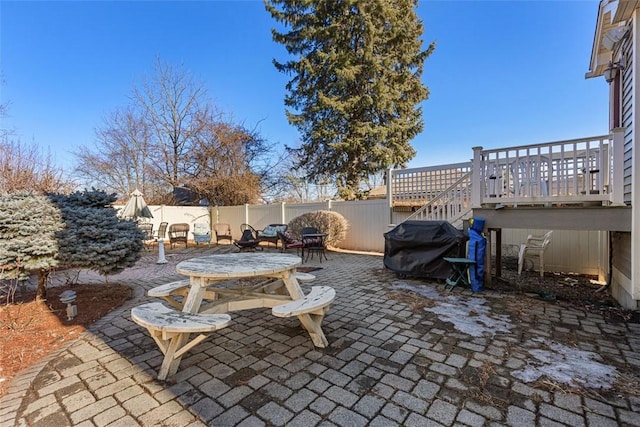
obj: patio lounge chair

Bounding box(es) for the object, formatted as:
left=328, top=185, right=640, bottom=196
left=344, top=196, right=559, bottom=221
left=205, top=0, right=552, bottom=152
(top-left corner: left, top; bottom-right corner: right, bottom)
left=192, top=223, right=212, bottom=246
left=257, top=224, right=288, bottom=248
left=509, top=156, right=551, bottom=200
left=213, top=223, right=232, bottom=245
left=168, top=223, right=190, bottom=248
left=139, top=223, right=154, bottom=251
left=277, top=231, right=303, bottom=255
left=234, top=224, right=263, bottom=252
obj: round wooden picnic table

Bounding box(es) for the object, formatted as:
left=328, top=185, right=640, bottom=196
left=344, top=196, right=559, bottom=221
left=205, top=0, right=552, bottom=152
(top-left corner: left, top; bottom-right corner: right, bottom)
left=176, top=252, right=302, bottom=279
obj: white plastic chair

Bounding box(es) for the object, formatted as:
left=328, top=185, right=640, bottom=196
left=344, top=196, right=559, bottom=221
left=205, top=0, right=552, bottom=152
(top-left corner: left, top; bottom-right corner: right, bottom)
left=509, top=156, right=551, bottom=199
left=518, top=231, right=553, bottom=277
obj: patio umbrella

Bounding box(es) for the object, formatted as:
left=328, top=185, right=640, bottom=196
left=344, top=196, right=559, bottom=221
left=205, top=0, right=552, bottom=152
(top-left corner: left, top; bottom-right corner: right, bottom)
left=120, top=189, right=153, bottom=220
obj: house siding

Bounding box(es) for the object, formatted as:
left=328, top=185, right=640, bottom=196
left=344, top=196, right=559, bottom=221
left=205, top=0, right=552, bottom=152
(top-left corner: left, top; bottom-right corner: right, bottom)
left=622, top=33, right=634, bottom=205
left=611, top=231, right=635, bottom=308
left=608, top=9, right=639, bottom=308
left=612, top=231, right=632, bottom=278
left=633, top=10, right=640, bottom=304
left=498, top=229, right=607, bottom=277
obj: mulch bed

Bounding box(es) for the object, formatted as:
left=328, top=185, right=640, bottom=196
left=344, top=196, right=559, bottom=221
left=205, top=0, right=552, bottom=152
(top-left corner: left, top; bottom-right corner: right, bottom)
left=487, top=256, right=640, bottom=323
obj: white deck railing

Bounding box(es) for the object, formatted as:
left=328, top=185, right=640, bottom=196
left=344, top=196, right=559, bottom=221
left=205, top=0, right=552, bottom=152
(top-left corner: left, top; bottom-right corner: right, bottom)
left=390, top=135, right=613, bottom=223
left=474, top=135, right=611, bottom=206
left=390, top=162, right=472, bottom=206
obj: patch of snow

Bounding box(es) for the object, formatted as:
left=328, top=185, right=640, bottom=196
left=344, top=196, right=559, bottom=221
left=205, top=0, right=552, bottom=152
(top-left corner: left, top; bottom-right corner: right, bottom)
left=512, top=338, right=618, bottom=389
left=392, top=282, right=618, bottom=390
left=426, top=298, right=512, bottom=338
left=393, top=281, right=442, bottom=300
left=392, top=281, right=512, bottom=337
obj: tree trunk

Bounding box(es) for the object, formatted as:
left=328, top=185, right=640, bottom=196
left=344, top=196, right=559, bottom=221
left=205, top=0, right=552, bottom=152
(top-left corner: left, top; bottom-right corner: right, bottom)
left=36, top=269, right=49, bottom=300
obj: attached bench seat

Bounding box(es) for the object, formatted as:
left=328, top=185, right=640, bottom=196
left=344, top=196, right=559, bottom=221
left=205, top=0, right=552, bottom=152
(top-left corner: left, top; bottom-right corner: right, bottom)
left=148, top=279, right=191, bottom=309
left=295, top=272, right=316, bottom=282
left=272, top=286, right=335, bottom=348
left=272, top=285, right=334, bottom=317
left=132, top=302, right=231, bottom=334
left=148, top=279, right=190, bottom=297
left=131, top=302, right=231, bottom=380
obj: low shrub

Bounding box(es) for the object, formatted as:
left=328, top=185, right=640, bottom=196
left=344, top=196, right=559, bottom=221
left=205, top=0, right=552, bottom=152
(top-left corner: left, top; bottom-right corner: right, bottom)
left=287, top=210, right=349, bottom=247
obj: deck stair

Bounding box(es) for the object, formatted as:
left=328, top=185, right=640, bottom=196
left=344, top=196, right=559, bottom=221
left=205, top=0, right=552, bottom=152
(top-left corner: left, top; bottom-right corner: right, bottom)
left=402, top=171, right=473, bottom=229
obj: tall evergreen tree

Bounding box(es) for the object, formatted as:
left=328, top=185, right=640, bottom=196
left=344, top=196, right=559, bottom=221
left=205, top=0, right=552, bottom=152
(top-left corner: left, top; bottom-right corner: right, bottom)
left=266, top=0, right=434, bottom=200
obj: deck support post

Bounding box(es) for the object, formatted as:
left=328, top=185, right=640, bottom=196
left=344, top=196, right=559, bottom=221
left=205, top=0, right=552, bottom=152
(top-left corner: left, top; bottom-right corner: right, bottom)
left=387, top=167, right=394, bottom=224
left=611, top=128, right=625, bottom=206
left=472, top=147, right=483, bottom=208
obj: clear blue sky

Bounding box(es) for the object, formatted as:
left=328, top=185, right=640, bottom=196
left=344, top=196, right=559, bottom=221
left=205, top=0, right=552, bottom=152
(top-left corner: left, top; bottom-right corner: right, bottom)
left=1, top=0, right=607, bottom=172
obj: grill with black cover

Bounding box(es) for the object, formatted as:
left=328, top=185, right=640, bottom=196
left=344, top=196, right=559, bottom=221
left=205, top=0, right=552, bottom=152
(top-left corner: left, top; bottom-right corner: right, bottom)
left=384, top=220, right=468, bottom=279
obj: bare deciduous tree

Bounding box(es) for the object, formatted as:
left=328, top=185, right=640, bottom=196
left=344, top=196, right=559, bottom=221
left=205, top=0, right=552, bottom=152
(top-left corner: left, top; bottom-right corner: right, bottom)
left=74, top=59, right=277, bottom=205
left=75, top=107, right=168, bottom=201
left=134, top=59, right=209, bottom=189
left=187, top=118, right=270, bottom=205
left=1, top=77, right=73, bottom=195
left=0, top=139, right=73, bottom=195
left=268, top=150, right=336, bottom=203
left=0, top=73, right=9, bottom=137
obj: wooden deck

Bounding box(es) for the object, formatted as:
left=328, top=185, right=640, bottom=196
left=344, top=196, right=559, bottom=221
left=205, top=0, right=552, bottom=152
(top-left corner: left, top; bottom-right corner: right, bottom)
left=388, top=135, right=629, bottom=230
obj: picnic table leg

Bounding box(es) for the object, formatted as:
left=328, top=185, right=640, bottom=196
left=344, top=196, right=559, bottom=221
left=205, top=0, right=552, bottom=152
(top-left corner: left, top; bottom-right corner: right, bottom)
left=296, top=312, right=329, bottom=347
left=282, top=271, right=304, bottom=300
left=156, top=276, right=207, bottom=379
left=282, top=271, right=329, bottom=347
left=157, top=333, right=190, bottom=380
left=182, top=276, right=207, bottom=313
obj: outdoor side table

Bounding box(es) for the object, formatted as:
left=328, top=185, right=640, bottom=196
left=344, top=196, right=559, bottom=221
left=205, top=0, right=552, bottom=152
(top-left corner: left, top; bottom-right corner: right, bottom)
left=443, top=257, right=476, bottom=291
left=302, top=233, right=328, bottom=263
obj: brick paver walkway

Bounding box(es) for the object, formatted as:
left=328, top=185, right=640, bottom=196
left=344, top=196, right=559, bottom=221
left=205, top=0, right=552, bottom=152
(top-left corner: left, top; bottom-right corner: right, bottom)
left=1, top=244, right=639, bottom=426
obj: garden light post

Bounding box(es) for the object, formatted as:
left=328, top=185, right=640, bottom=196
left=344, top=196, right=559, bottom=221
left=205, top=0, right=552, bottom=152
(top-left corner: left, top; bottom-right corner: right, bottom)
left=59, top=290, right=77, bottom=320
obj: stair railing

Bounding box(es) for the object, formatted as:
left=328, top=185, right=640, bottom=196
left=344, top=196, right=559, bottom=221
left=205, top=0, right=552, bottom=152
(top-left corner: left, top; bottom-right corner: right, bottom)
left=403, top=171, right=473, bottom=228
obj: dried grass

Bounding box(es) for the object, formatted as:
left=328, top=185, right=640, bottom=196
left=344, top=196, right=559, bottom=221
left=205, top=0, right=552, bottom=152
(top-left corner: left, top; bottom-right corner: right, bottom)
left=386, top=290, right=436, bottom=311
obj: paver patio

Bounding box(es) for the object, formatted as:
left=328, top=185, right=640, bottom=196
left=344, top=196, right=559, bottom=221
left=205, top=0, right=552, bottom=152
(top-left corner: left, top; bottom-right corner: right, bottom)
left=1, top=244, right=639, bottom=426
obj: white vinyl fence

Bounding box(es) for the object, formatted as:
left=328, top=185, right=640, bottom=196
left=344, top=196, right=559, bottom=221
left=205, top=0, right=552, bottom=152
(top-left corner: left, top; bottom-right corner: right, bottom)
left=116, top=201, right=605, bottom=276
